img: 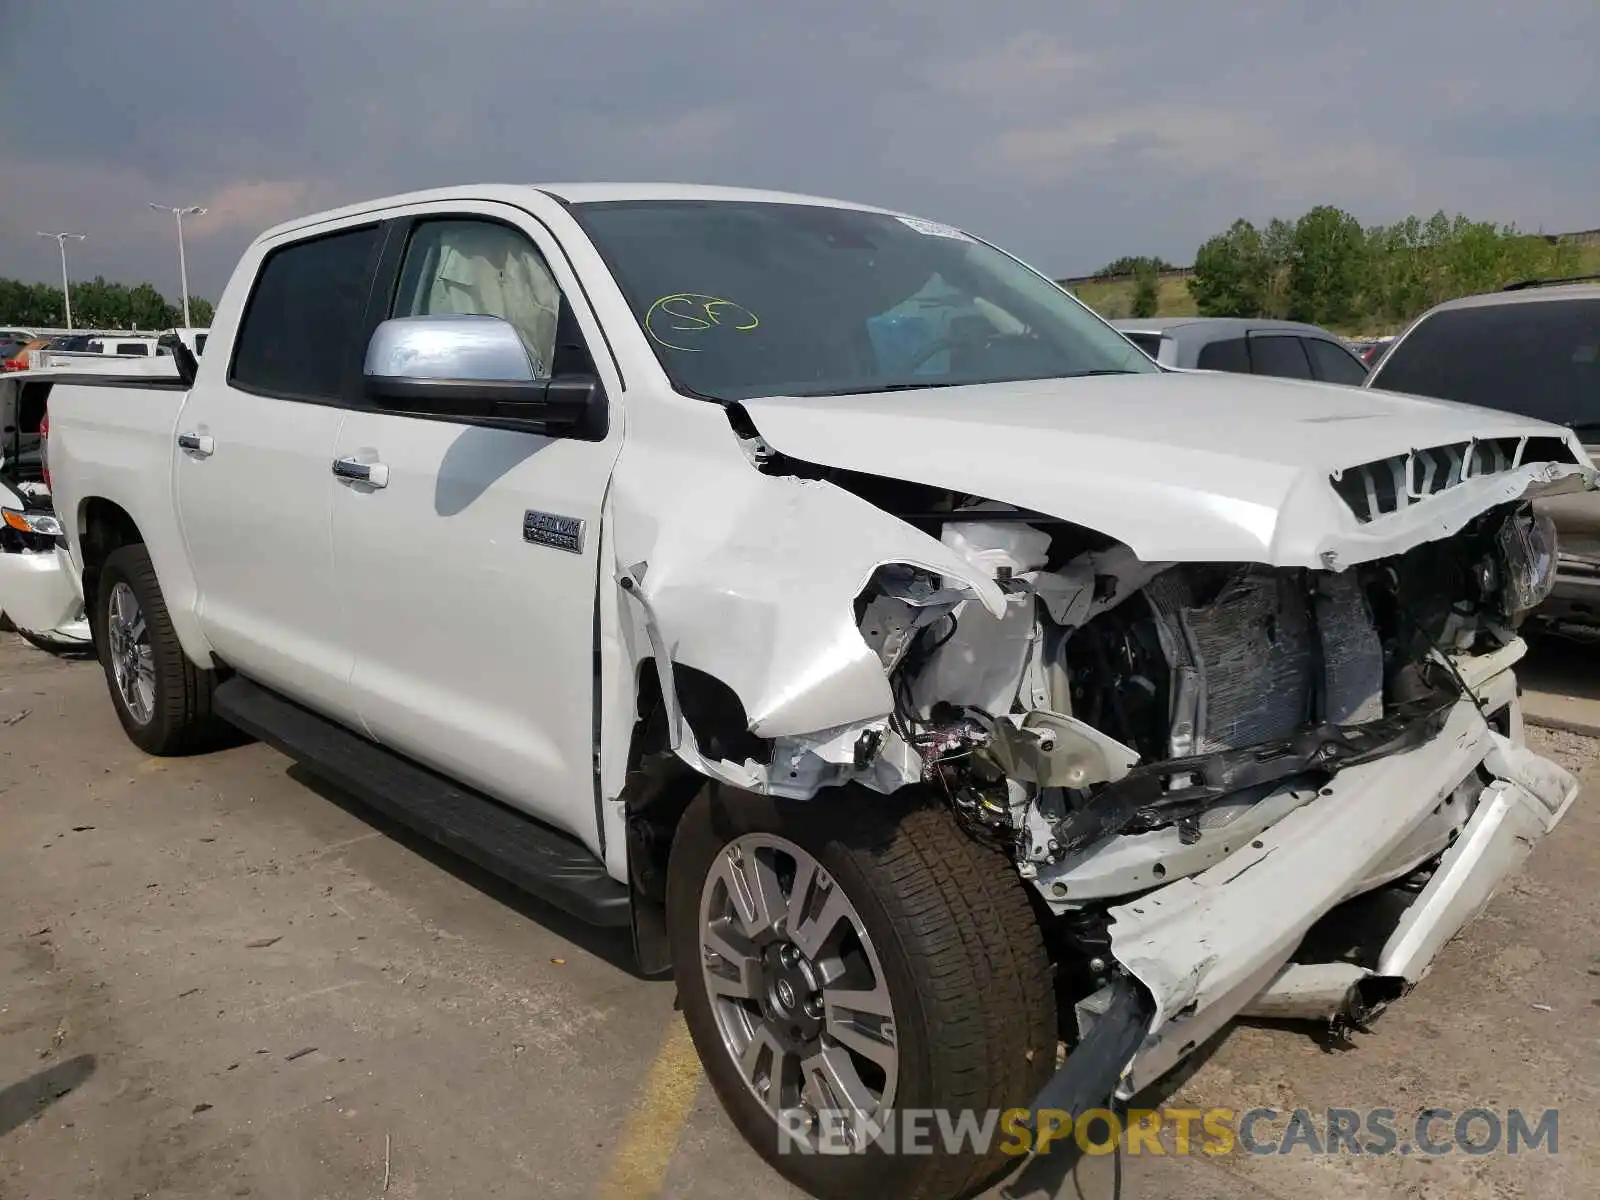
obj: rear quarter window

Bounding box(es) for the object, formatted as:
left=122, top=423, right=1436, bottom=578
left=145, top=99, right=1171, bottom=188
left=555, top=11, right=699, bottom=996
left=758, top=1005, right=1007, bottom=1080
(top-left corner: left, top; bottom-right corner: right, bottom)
left=1195, top=337, right=1250, bottom=373
left=1121, top=331, right=1164, bottom=360
left=1305, top=337, right=1369, bottom=386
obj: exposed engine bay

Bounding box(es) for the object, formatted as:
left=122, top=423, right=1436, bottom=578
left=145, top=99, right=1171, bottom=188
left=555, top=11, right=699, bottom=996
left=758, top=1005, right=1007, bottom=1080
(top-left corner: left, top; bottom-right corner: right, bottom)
left=832, top=490, right=1559, bottom=909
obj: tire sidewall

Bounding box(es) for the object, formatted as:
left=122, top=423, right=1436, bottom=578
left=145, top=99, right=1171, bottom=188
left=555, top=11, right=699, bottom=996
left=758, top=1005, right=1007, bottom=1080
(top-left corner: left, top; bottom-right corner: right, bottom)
left=97, top=546, right=182, bottom=754
left=666, top=788, right=959, bottom=1199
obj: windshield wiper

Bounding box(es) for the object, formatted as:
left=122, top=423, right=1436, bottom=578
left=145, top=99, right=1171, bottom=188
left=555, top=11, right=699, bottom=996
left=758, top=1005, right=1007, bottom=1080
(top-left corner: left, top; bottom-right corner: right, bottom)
left=803, top=381, right=975, bottom=397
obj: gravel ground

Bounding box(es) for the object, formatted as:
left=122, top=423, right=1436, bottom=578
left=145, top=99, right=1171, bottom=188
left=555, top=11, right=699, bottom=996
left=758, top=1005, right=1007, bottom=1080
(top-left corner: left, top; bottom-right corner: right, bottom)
left=1, top=637, right=1596, bottom=1199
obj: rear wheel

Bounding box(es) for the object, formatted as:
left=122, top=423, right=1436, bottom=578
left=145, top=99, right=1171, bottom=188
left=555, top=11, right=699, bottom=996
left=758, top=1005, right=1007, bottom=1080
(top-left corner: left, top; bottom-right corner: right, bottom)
left=96, top=543, right=229, bottom=755
left=667, top=786, right=1056, bottom=1200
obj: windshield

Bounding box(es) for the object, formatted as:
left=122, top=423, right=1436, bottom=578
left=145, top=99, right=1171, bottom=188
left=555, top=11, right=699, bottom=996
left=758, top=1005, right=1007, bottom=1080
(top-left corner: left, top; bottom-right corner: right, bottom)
left=573, top=200, right=1155, bottom=401
left=1371, top=298, right=1600, bottom=428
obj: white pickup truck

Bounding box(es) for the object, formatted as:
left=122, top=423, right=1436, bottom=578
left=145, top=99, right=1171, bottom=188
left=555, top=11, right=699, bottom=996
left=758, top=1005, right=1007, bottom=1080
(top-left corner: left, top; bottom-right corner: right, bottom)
left=33, top=184, right=1594, bottom=1199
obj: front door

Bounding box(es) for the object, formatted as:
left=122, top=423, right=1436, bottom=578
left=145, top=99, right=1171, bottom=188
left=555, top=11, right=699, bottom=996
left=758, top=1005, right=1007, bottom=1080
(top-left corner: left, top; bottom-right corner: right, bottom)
left=175, top=222, right=382, bottom=722
left=331, top=205, right=624, bottom=846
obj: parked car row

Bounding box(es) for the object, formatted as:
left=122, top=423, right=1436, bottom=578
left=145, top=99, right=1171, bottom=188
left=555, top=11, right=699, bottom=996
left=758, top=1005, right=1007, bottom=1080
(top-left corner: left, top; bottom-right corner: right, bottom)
left=6, top=183, right=1590, bottom=1200
left=1, top=328, right=208, bottom=372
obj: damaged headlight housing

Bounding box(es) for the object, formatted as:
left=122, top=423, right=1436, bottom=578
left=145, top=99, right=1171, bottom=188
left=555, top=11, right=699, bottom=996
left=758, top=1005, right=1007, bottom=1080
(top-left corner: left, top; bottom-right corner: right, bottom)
left=1495, top=506, right=1558, bottom=617
left=1, top=509, right=64, bottom=538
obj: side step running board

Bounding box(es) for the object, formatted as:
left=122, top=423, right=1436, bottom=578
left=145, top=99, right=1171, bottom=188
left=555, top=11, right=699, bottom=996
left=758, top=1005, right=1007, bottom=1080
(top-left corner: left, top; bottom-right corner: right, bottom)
left=214, top=677, right=631, bottom=927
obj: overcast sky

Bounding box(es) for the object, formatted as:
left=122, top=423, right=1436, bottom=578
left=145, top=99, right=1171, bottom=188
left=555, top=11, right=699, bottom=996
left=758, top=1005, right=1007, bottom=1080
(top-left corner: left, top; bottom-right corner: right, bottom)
left=2, top=0, right=1596, bottom=303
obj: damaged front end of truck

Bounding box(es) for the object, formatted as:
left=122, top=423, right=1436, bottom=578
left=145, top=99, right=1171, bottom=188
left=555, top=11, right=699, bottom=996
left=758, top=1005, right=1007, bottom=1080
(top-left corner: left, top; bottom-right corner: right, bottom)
left=609, top=396, right=1593, bottom=1116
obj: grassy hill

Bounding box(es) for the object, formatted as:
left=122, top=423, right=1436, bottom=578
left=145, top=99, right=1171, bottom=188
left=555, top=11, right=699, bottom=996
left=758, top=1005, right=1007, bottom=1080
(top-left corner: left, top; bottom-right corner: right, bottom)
left=1065, top=241, right=1600, bottom=334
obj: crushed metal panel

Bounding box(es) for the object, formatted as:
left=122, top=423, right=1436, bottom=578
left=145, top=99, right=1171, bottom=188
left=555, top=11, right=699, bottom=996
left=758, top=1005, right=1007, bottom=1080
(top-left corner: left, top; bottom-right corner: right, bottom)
left=605, top=437, right=1006, bottom=747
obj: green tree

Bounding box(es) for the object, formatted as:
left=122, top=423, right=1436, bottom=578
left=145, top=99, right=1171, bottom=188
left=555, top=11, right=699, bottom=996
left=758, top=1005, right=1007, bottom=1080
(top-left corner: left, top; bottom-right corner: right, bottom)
left=1131, top=259, right=1160, bottom=317
left=1095, top=255, right=1172, bottom=278
left=0, top=275, right=214, bottom=330
left=1188, top=219, right=1270, bottom=317
left=1260, top=217, right=1295, bottom=318
left=1286, top=205, right=1367, bottom=325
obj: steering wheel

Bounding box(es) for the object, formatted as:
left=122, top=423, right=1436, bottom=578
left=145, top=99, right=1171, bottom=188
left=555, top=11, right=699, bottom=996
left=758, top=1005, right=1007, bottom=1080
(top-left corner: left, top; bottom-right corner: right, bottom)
left=905, top=316, right=1001, bottom=373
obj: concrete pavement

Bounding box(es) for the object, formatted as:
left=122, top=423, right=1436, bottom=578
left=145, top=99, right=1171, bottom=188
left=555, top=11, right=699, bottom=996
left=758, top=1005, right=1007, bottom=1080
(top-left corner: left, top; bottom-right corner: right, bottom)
left=2, top=637, right=1596, bottom=1199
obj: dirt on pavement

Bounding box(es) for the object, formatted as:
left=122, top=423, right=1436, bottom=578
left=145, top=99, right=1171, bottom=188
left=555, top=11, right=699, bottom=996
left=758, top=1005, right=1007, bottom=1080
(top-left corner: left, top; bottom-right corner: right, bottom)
left=1, top=636, right=1596, bottom=1199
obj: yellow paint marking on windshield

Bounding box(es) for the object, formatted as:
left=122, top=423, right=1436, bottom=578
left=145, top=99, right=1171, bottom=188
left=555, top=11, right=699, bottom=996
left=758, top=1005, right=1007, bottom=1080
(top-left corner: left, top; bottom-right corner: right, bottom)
left=645, top=293, right=759, bottom=351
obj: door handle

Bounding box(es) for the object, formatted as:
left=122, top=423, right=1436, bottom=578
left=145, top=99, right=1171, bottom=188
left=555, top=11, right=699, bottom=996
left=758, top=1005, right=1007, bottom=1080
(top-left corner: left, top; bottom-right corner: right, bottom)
left=177, top=432, right=215, bottom=456
left=332, top=457, right=389, bottom=488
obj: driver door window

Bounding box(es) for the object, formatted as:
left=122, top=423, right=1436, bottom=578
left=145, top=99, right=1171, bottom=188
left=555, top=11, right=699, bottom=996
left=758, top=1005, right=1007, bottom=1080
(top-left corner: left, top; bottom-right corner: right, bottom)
left=393, top=219, right=561, bottom=377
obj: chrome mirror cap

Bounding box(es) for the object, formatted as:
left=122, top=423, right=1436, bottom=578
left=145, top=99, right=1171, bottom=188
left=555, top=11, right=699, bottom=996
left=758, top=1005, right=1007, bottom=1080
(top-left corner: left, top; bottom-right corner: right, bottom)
left=364, top=315, right=535, bottom=382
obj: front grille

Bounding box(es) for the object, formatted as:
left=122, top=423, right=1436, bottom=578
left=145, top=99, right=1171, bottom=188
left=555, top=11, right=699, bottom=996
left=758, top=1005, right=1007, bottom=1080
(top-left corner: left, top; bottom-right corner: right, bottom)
left=1330, top=436, right=1578, bottom=523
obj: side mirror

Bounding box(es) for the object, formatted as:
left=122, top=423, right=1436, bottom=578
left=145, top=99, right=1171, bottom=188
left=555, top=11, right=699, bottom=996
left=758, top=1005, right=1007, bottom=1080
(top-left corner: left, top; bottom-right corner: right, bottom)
left=363, top=315, right=606, bottom=440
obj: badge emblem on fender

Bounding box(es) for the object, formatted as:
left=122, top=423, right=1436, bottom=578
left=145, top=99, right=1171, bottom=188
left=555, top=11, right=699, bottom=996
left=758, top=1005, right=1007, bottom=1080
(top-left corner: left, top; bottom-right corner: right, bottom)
left=523, top=511, right=585, bottom=554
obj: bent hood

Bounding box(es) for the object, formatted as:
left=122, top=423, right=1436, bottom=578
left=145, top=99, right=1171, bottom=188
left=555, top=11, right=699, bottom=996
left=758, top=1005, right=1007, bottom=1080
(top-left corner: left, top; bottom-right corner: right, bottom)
left=740, top=372, right=1598, bottom=568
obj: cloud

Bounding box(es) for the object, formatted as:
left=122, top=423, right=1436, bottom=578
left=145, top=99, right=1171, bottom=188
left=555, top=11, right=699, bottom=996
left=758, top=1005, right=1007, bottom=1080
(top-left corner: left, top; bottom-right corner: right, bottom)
left=186, top=181, right=314, bottom=237
left=0, top=0, right=1595, bottom=297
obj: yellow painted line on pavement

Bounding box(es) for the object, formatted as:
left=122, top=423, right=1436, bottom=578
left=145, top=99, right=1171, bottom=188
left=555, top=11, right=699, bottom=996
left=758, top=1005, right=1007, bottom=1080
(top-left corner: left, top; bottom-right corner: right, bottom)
left=595, top=1017, right=704, bottom=1199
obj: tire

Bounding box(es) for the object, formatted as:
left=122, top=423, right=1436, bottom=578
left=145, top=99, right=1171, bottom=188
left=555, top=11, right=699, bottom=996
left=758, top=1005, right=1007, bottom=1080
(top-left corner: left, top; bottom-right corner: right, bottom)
left=667, top=785, right=1056, bottom=1200
left=96, top=543, right=229, bottom=755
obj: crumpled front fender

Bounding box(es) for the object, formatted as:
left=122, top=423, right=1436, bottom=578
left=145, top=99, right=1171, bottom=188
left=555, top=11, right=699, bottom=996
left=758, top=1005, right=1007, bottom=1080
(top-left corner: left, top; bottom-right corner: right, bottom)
left=606, top=443, right=1006, bottom=741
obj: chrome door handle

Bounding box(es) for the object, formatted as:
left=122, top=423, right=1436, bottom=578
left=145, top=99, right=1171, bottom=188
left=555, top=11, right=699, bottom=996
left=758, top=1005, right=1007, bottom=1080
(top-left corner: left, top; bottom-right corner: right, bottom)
left=177, top=431, right=215, bottom=456
left=332, top=457, right=389, bottom=488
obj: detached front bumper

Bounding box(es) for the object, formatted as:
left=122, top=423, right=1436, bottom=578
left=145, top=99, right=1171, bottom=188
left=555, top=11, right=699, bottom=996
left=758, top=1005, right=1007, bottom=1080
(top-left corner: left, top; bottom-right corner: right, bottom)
left=1099, top=654, right=1576, bottom=1099
left=0, top=542, right=86, bottom=637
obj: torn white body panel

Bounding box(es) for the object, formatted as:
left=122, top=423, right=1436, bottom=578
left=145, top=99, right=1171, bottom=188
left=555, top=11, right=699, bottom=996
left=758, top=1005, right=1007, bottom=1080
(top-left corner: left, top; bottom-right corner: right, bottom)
left=603, top=420, right=1003, bottom=742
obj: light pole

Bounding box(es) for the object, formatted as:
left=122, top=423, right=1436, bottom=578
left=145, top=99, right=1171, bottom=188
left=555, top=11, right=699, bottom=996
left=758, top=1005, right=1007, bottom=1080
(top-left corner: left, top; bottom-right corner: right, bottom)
left=36, top=232, right=87, bottom=330
left=148, top=203, right=208, bottom=327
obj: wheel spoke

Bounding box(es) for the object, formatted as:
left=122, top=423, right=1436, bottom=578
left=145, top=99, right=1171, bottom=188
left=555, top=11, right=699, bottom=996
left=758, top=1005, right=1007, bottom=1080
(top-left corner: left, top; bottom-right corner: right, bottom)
left=786, top=855, right=817, bottom=930
left=802, top=1044, right=879, bottom=1140
left=789, top=882, right=851, bottom=961
left=703, top=920, right=762, bottom=1000
left=824, top=986, right=898, bottom=1073
left=129, top=614, right=147, bottom=643
left=718, top=849, right=786, bottom=940
left=739, top=1024, right=796, bottom=1117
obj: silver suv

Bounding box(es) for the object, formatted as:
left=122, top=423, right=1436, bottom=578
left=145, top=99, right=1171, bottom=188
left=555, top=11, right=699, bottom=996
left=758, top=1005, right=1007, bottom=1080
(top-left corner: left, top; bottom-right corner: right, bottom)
left=1111, top=316, right=1370, bottom=384
left=1364, top=278, right=1600, bottom=631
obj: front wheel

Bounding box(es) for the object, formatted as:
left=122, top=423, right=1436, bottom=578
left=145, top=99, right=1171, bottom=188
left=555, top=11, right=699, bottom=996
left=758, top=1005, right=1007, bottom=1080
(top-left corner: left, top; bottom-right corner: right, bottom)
left=667, top=786, right=1056, bottom=1200
left=96, top=543, right=229, bottom=755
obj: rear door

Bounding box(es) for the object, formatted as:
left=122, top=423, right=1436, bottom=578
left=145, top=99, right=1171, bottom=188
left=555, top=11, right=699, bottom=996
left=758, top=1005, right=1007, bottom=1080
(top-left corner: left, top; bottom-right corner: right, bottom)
left=175, top=221, right=382, bottom=722
left=329, top=201, right=625, bottom=842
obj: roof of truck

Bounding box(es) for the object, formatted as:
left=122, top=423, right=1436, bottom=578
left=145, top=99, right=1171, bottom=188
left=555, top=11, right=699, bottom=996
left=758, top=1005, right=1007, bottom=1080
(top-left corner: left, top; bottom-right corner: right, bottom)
left=261, top=183, right=905, bottom=241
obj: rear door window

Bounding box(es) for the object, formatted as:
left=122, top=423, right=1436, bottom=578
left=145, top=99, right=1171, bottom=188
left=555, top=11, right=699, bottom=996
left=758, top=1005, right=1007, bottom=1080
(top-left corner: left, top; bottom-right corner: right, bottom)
left=1195, top=337, right=1250, bottom=373
left=1305, top=337, right=1369, bottom=386
left=1247, top=334, right=1313, bottom=379
left=1370, top=299, right=1600, bottom=426
left=231, top=224, right=382, bottom=401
